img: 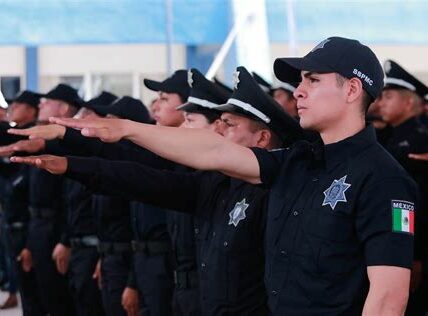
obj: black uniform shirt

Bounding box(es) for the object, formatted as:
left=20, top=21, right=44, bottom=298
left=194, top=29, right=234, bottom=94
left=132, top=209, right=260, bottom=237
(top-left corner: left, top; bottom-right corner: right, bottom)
left=251, top=125, right=417, bottom=315
left=92, top=194, right=132, bottom=243
left=1, top=165, right=30, bottom=224
left=61, top=179, right=97, bottom=245
left=66, top=158, right=269, bottom=316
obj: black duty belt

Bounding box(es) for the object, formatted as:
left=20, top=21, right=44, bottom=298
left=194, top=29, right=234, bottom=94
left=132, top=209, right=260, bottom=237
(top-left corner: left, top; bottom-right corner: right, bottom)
left=97, top=241, right=132, bottom=254
left=174, top=270, right=199, bottom=289
left=70, top=235, right=99, bottom=249
left=131, top=240, right=172, bottom=255
left=29, top=206, right=56, bottom=219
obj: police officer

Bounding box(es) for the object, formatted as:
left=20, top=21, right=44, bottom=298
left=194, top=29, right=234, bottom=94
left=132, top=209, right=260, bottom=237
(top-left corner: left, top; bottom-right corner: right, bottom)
left=0, top=90, right=46, bottom=314
left=20, top=66, right=302, bottom=315
left=270, top=81, right=298, bottom=118
left=144, top=69, right=189, bottom=127
left=377, top=60, right=428, bottom=315
left=169, top=68, right=228, bottom=316
left=91, top=96, right=174, bottom=316
left=26, top=84, right=81, bottom=316
left=53, top=37, right=417, bottom=315
left=63, top=91, right=117, bottom=316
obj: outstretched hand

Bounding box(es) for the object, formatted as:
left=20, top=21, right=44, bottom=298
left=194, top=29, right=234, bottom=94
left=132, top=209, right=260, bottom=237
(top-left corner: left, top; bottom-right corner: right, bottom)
left=408, top=153, right=428, bottom=161
left=0, top=138, right=45, bottom=157
left=10, top=154, right=68, bottom=175
left=49, top=117, right=129, bottom=143
left=8, top=124, right=66, bottom=140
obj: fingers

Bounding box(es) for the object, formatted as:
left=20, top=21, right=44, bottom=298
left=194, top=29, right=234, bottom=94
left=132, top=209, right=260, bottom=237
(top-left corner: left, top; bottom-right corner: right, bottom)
left=408, top=153, right=428, bottom=161
left=22, top=258, right=32, bottom=272
left=0, top=144, right=16, bottom=156
left=10, top=156, right=41, bottom=167
left=125, top=305, right=138, bottom=316
left=7, top=128, right=33, bottom=136
left=81, top=127, right=103, bottom=138
left=55, top=258, right=68, bottom=275
left=50, top=117, right=96, bottom=129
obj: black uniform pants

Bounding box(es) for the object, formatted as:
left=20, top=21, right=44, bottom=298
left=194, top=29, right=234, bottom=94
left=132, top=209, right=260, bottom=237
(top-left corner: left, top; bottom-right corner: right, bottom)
left=134, top=251, right=174, bottom=316
left=6, top=225, right=46, bottom=316
left=100, top=252, right=131, bottom=316
left=172, top=287, right=202, bottom=316
left=28, top=218, right=75, bottom=316
left=133, top=251, right=174, bottom=316
left=69, top=247, right=105, bottom=316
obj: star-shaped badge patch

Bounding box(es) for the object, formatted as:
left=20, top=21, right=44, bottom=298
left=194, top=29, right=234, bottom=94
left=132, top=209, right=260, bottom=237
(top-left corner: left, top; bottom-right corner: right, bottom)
left=232, top=71, right=240, bottom=90
left=228, top=198, right=249, bottom=227
left=311, top=38, right=330, bottom=53
left=187, top=70, right=194, bottom=87
left=322, top=175, right=351, bottom=210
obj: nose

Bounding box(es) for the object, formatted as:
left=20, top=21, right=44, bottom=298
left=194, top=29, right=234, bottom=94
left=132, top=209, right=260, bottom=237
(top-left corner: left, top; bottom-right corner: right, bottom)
left=214, top=120, right=225, bottom=136
left=293, top=82, right=306, bottom=100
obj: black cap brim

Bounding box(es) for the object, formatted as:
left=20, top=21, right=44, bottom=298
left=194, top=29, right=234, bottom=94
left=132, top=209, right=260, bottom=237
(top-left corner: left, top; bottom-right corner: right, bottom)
left=274, top=57, right=333, bottom=83
left=143, top=79, right=163, bottom=92
left=213, top=103, right=259, bottom=121
left=176, top=102, right=197, bottom=112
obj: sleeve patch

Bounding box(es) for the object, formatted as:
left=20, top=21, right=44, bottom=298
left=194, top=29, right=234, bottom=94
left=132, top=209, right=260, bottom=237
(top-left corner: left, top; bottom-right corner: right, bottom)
left=391, top=200, right=415, bottom=234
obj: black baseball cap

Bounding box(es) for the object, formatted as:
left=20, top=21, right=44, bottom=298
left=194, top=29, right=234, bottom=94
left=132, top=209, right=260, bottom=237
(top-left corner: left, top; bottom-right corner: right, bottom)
left=274, top=36, right=384, bottom=99
left=144, top=70, right=190, bottom=102
left=214, top=66, right=303, bottom=145
left=41, top=84, right=84, bottom=108
left=383, top=60, right=428, bottom=99
left=12, top=90, right=43, bottom=109
left=83, top=91, right=118, bottom=111
left=91, top=96, right=150, bottom=123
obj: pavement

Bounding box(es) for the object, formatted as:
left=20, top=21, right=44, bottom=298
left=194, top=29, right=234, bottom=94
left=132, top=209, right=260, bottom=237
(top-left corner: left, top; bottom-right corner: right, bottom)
left=0, top=291, right=21, bottom=315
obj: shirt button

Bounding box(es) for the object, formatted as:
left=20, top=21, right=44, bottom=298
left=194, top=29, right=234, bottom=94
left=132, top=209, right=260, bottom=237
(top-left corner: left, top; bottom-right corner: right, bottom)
left=271, top=290, right=278, bottom=296
left=293, top=211, right=299, bottom=216
left=312, top=177, right=318, bottom=182
left=280, top=250, right=287, bottom=256
left=201, top=263, right=206, bottom=268
left=194, top=228, right=199, bottom=235
left=224, top=241, right=228, bottom=247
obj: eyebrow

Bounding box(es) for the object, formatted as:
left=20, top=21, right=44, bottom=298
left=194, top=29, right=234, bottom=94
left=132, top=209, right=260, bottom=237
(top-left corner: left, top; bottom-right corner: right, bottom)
left=302, top=71, right=315, bottom=79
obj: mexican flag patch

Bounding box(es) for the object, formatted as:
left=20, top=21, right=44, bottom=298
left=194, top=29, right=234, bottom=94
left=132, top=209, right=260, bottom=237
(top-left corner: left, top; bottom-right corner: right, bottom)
left=391, top=200, right=415, bottom=234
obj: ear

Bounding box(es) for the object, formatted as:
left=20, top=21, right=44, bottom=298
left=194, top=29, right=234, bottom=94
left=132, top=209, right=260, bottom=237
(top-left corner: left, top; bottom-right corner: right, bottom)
left=403, top=93, right=417, bottom=113
left=346, top=78, right=364, bottom=104
left=58, top=102, right=69, bottom=116
left=255, top=129, right=272, bottom=148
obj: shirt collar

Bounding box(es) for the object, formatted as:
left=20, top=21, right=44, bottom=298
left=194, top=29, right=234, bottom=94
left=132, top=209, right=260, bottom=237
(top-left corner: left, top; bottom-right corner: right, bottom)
left=319, top=124, right=377, bottom=171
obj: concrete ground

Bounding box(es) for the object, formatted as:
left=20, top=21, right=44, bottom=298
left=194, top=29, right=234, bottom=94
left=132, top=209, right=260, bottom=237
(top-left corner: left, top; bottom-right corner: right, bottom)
left=0, top=290, right=21, bottom=315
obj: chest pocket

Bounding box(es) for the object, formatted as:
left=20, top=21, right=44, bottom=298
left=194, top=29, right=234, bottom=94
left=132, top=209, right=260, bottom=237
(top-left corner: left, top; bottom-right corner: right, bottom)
left=305, top=205, right=355, bottom=242
left=303, top=190, right=361, bottom=277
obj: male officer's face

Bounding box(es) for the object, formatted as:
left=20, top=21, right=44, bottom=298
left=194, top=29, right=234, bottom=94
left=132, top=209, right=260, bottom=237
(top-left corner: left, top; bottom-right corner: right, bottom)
left=377, top=89, right=411, bottom=126
left=294, top=72, right=346, bottom=132
left=7, top=102, right=37, bottom=123
left=273, top=89, right=297, bottom=117
left=214, top=112, right=262, bottom=147
left=152, top=92, right=184, bottom=127
left=38, top=98, right=69, bottom=121
left=74, top=107, right=101, bottom=119
left=181, top=112, right=213, bottom=130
